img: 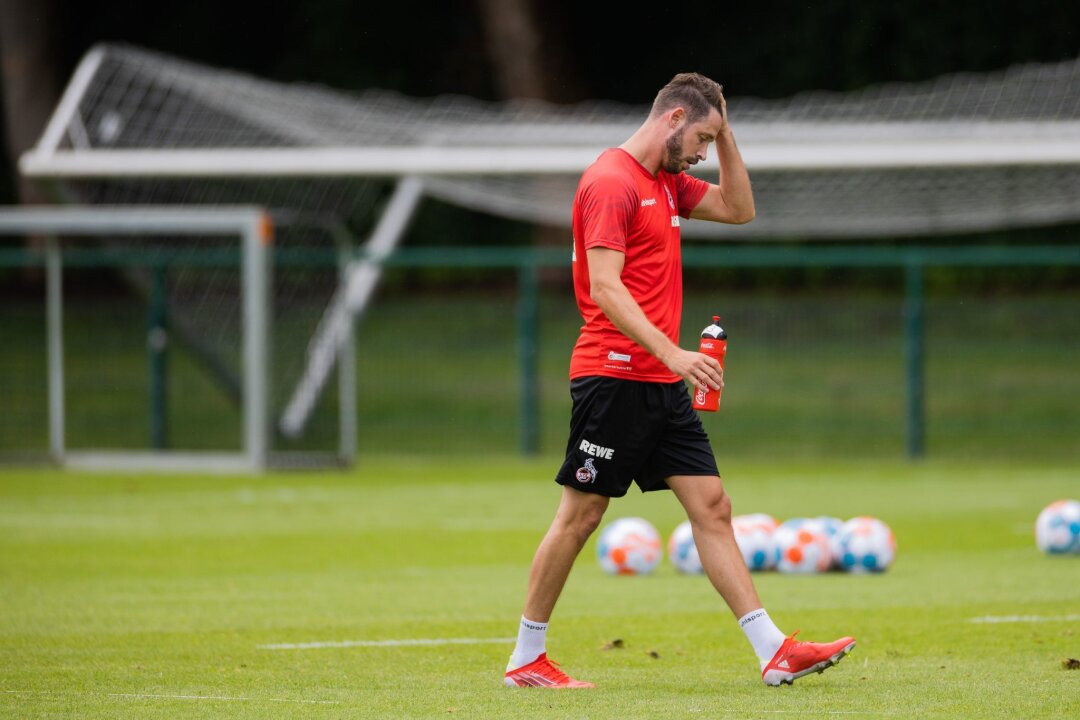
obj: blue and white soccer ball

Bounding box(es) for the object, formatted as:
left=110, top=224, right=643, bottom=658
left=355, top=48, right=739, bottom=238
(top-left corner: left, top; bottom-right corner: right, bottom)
left=816, top=515, right=845, bottom=570
left=732, top=513, right=779, bottom=571
left=597, top=517, right=662, bottom=575
left=667, top=520, right=703, bottom=574
left=834, top=516, right=896, bottom=573
left=1035, top=499, right=1080, bottom=555
left=773, top=518, right=833, bottom=573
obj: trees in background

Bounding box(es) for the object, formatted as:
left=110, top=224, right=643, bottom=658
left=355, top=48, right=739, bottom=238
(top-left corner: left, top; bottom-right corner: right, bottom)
left=0, top=0, right=60, bottom=204
left=4, top=1, right=1080, bottom=206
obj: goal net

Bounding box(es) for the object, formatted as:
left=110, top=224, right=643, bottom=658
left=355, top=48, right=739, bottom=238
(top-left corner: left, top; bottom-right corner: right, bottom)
left=15, top=43, right=1080, bottom=455
left=21, top=43, right=1080, bottom=239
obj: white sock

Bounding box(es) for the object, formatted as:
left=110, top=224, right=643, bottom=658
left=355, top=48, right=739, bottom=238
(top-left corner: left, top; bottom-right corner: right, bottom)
left=507, top=616, right=548, bottom=671
left=738, top=608, right=787, bottom=668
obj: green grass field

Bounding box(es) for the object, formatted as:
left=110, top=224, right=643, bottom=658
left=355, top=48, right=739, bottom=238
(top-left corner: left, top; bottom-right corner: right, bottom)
left=2, top=457, right=1078, bottom=718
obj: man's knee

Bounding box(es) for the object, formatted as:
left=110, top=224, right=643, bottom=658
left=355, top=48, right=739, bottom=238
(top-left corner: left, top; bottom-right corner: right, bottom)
left=572, top=498, right=607, bottom=541
left=674, top=476, right=733, bottom=528
left=556, top=490, right=608, bottom=543
left=701, top=485, right=733, bottom=525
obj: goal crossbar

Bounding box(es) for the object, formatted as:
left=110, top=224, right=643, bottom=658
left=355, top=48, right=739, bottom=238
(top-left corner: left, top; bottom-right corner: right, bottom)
left=20, top=122, right=1080, bottom=179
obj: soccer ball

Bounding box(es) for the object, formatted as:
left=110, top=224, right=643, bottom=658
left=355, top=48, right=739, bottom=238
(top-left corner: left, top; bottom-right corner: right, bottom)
left=1035, top=499, right=1080, bottom=555
left=773, top=518, right=832, bottom=573
left=834, top=516, right=896, bottom=573
left=732, top=513, right=779, bottom=571
left=816, top=515, right=845, bottom=570
left=667, top=520, right=703, bottom=574
left=597, top=517, right=662, bottom=575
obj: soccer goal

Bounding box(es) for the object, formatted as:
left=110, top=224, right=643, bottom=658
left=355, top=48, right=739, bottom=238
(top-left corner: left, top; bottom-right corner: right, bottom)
left=0, top=205, right=355, bottom=473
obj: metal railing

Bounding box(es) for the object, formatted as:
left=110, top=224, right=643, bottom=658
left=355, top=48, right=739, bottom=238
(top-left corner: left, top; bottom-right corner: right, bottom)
left=4, top=239, right=1078, bottom=459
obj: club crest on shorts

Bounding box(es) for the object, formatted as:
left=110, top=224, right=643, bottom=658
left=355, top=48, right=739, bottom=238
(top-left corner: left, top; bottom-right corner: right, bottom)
left=576, top=457, right=599, bottom=484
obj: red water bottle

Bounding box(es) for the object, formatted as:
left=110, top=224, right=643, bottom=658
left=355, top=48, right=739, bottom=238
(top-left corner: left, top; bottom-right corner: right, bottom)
left=692, top=315, right=727, bottom=412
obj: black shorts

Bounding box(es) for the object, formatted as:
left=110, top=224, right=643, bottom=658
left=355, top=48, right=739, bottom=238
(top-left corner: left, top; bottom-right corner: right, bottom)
left=555, top=376, right=720, bottom=498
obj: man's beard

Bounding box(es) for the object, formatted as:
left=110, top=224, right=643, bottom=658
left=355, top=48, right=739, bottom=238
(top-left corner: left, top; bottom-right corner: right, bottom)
left=662, top=128, right=688, bottom=174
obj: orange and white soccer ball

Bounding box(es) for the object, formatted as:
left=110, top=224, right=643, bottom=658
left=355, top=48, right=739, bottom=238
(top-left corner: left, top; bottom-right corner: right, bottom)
left=816, top=515, right=845, bottom=569
left=732, top=513, right=779, bottom=571
left=667, top=519, right=703, bottom=574
left=773, top=518, right=832, bottom=573
left=597, top=517, right=662, bottom=575
left=835, top=516, right=897, bottom=573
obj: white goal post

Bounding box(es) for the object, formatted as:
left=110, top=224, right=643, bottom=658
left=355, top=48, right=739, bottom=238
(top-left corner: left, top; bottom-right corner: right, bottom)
left=0, top=205, right=280, bottom=473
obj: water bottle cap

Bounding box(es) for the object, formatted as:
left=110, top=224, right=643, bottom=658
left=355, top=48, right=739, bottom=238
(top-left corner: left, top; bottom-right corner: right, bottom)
left=702, top=314, right=727, bottom=339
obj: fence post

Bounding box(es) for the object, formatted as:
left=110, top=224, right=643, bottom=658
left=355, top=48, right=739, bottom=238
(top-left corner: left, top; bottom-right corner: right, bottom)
left=147, top=265, right=169, bottom=449
left=517, top=259, right=540, bottom=455
left=46, top=235, right=65, bottom=462
left=904, top=261, right=926, bottom=459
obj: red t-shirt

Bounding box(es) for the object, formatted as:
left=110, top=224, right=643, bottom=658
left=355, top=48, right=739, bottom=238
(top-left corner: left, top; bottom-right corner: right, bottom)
left=569, top=148, right=709, bottom=382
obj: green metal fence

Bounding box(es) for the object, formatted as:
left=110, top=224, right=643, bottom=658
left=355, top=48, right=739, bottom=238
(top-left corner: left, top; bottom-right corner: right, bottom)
left=367, top=244, right=1080, bottom=459
left=2, top=242, right=1078, bottom=462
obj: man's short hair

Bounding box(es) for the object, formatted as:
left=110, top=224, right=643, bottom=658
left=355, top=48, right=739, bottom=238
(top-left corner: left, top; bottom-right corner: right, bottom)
left=650, top=73, right=723, bottom=123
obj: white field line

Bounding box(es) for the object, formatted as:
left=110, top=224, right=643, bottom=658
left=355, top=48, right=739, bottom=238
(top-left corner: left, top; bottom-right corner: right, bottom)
left=110, top=693, right=337, bottom=705
left=759, top=712, right=908, bottom=716
left=968, top=613, right=1080, bottom=624
left=3, top=689, right=337, bottom=705
left=259, top=636, right=515, bottom=650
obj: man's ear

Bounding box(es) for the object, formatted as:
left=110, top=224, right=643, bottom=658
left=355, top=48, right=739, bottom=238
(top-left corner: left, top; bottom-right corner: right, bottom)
left=668, top=107, right=685, bottom=129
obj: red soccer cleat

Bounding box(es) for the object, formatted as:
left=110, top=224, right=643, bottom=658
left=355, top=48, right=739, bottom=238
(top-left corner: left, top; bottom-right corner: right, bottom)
left=504, top=653, right=595, bottom=688
left=761, top=631, right=856, bottom=686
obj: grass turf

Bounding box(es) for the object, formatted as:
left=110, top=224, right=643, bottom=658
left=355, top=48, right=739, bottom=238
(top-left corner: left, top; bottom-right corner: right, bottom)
left=1, top=457, right=1078, bottom=718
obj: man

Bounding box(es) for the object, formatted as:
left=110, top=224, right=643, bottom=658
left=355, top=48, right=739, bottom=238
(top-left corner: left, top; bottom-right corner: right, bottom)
left=503, top=73, right=855, bottom=689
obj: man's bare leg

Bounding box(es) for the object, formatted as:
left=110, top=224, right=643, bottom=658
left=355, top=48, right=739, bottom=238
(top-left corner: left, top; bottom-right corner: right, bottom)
left=667, top=474, right=785, bottom=662
left=667, top=474, right=763, bottom=615
left=522, top=486, right=608, bottom=620
left=507, top=485, right=608, bottom=676
left=667, top=474, right=856, bottom=684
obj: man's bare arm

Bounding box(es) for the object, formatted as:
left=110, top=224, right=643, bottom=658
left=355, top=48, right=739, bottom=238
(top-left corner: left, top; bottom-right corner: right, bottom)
left=690, top=91, right=755, bottom=224
left=587, top=247, right=723, bottom=390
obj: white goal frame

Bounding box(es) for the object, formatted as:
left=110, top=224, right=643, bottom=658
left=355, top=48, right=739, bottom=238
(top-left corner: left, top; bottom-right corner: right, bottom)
left=0, top=205, right=288, bottom=473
